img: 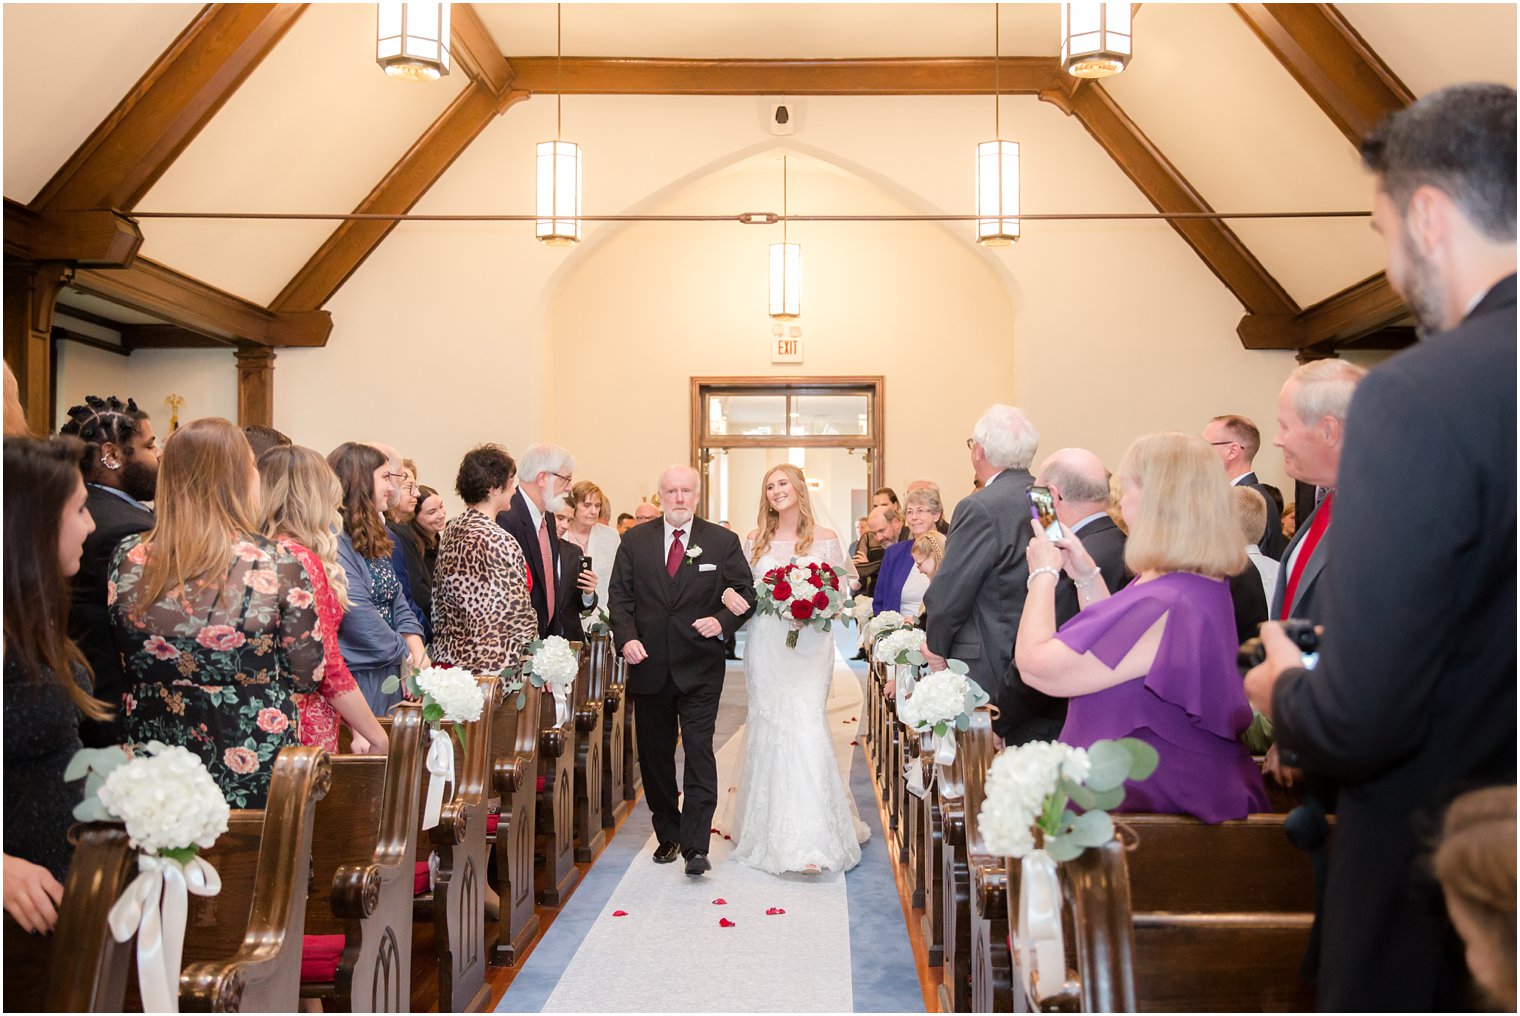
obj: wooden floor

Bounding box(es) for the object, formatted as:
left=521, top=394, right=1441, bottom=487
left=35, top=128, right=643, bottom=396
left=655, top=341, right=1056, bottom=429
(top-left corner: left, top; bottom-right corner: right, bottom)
left=411, top=749, right=944, bottom=1013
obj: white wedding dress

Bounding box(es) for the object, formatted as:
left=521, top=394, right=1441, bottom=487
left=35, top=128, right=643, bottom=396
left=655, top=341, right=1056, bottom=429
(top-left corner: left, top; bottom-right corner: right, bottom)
left=724, top=535, right=871, bottom=874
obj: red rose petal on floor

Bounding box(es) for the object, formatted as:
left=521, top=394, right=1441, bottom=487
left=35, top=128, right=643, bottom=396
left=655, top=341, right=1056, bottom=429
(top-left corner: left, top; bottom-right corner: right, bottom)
left=850, top=740, right=858, bottom=746
left=766, top=907, right=787, bottom=915
left=719, top=918, right=736, bottom=928
left=711, top=827, right=720, bottom=834
left=612, top=910, right=629, bottom=917
left=712, top=898, right=728, bottom=905
left=724, top=834, right=733, bottom=841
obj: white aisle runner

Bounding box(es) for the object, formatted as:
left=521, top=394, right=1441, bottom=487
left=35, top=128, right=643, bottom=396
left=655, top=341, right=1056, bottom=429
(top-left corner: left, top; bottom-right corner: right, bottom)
left=538, top=650, right=867, bottom=1013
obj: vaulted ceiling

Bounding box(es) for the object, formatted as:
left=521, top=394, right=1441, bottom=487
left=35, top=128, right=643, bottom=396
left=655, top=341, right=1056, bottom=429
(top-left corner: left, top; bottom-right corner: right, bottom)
left=4, top=3, right=1516, bottom=429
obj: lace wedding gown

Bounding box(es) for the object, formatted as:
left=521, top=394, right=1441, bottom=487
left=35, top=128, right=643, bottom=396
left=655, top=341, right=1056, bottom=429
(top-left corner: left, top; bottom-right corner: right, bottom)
left=726, top=535, right=871, bottom=874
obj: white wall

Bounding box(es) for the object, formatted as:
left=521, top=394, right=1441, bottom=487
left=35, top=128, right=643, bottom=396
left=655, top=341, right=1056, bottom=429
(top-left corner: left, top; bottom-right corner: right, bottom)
left=53, top=343, right=237, bottom=435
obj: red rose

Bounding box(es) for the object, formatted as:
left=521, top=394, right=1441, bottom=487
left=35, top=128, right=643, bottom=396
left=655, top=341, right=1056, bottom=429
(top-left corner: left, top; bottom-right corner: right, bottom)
left=790, top=599, right=814, bottom=620
left=807, top=574, right=824, bottom=588
left=812, top=591, right=829, bottom=609
left=773, top=581, right=793, bottom=600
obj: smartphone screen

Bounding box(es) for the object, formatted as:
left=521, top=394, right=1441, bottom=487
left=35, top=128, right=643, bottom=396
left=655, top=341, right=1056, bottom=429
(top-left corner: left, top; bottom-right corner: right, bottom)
left=1026, top=486, right=1064, bottom=541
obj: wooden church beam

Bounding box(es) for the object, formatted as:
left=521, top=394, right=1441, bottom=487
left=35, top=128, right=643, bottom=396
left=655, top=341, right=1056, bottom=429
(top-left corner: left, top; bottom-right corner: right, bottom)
left=32, top=4, right=306, bottom=213
left=1237, top=272, right=1407, bottom=350
left=270, top=4, right=525, bottom=312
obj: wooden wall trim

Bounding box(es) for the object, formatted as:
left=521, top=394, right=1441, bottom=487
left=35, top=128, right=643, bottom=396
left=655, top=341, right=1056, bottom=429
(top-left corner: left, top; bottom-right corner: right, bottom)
left=235, top=345, right=277, bottom=427
left=72, top=258, right=331, bottom=348
left=1052, top=81, right=1299, bottom=318
left=4, top=200, right=142, bottom=266
left=507, top=56, right=1062, bottom=95
left=4, top=262, right=74, bottom=434
left=32, top=4, right=306, bottom=212
left=1236, top=273, right=1407, bottom=350
left=1232, top=4, right=1414, bottom=146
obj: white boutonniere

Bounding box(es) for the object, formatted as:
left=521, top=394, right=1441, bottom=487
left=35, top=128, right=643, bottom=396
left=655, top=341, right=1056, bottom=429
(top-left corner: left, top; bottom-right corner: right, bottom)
left=685, top=546, right=703, bottom=565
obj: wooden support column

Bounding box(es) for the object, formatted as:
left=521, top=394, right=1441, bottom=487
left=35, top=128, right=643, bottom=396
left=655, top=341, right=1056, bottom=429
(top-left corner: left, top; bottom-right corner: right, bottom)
left=235, top=345, right=276, bottom=428
left=4, top=262, right=74, bottom=434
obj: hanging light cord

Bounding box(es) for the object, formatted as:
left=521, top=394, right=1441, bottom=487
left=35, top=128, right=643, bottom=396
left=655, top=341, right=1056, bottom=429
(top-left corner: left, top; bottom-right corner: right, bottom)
left=556, top=3, right=563, bottom=141
left=127, top=209, right=1371, bottom=223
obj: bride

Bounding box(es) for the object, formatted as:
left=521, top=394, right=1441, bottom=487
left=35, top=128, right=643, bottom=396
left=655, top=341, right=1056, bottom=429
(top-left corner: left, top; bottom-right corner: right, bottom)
left=717, top=463, right=871, bottom=875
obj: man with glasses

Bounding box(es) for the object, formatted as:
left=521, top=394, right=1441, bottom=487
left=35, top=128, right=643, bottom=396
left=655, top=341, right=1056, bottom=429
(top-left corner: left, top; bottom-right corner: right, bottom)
left=499, top=442, right=579, bottom=638
left=1202, top=415, right=1287, bottom=559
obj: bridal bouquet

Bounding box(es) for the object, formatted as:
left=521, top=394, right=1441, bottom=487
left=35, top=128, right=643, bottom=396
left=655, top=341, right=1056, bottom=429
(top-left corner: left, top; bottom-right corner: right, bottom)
left=67, top=742, right=229, bottom=1013
left=499, top=635, right=580, bottom=724
left=756, top=556, right=850, bottom=648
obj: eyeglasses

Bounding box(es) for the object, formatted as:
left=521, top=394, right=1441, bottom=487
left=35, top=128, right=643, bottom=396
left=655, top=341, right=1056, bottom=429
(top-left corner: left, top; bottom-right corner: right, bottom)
left=1207, top=441, right=1238, bottom=448
left=553, top=472, right=573, bottom=484
left=387, top=471, right=409, bottom=481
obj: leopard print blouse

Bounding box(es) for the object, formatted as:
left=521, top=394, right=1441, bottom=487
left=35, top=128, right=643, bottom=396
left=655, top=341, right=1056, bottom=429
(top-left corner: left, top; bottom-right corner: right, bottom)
left=430, top=507, right=537, bottom=674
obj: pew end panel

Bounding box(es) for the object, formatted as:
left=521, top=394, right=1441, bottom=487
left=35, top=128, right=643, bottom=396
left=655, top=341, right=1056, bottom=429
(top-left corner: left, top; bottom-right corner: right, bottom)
left=488, top=675, right=542, bottom=967
left=571, top=639, right=606, bottom=862
left=537, top=682, right=582, bottom=907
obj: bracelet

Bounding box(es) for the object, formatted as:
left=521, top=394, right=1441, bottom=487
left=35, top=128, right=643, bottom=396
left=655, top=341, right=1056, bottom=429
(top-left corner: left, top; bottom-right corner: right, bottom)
left=1026, top=565, right=1061, bottom=590
left=1073, top=569, right=1101, bottom=588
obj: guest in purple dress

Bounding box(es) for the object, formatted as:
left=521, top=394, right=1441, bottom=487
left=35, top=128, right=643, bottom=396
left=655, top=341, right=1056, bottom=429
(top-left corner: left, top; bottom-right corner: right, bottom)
left=1015, top=432, right=1268, bottom=822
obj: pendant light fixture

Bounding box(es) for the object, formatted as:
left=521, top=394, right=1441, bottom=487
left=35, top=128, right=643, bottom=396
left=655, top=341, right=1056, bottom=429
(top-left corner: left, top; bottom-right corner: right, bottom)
left=536, top=4, right=581, bottom=245
left=376, top=3, right=451, bottom=81
left=769, top=156, right=801, bottom=319
left=975, top=4, right=1020, bottom=246
left=1061, top=3, right=1133, bottom=79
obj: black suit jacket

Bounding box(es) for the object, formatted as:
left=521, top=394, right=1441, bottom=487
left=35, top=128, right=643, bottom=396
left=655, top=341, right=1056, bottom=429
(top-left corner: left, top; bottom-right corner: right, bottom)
left=71, top=486, right=154, bottom=747
left=1237, top=472, right=1288, bottom=560
left=1272, top=275, right=1517, bottom=1011
left=497, top=489, right=562, bottom=639
left=555, top=539, right=597, bottom=643
left=608, top=517, right=756, bottom=696
left=1268, top=496, right=1329, bottom=621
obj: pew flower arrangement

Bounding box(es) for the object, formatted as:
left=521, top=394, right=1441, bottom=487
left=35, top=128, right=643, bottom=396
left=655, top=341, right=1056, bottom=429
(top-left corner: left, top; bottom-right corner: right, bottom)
left=978, top=737, right=1158, bottom=1006
left=874, top=626, right=926, bottom=665
left=893, top=661, right=990, bottom=765
left=67, top=742, right=230, bottom=1014
left=499, top=635, right=580, bottom=725
left=847, top=598, right=875, bottom=627
left=382, top=665, right=486, bottom=831
left=755, top=556, right=851, bottom=648
left=863, top=609, right=907, bottom=643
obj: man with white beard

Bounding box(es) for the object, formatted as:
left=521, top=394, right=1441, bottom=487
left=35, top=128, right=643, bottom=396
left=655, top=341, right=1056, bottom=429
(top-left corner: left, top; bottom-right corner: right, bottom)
left=498, top=442, right=577, bottom=638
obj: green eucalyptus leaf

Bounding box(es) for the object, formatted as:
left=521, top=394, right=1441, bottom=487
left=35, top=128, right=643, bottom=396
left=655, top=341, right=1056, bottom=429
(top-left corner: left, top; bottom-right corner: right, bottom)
left=1065, top=781, right=1098, bottom=810
left=159, top=845, right=199, bottom=864
left=1043, top=833, right=1084, bottom=863
left=946, top=659, right=970, bottom=676
left=822, top=620, right=832, bottom=633
left=380, top=674, right=401, bottom=694
left=954, top=713, right=971, bottom=731
left=906, top=649, right=925, bottom=666
left=1088, top=785, right=1126, bottom=811
left=1071, top=809, right=1115, bottom=847
left=1116, top=737, right=1160, bottom=780
left=72, top=797, right=114, bottom=823
left=1085, top=739, right=1132, bottom=792
left=516, top=692, right=526, bottom=710
left=933, top=721, right=948, bottom=738
left=457, top=727, right=469, bottom=753
left=422, top=702, right=445, bottom=725
left=64, top=746, right=127, bottom=783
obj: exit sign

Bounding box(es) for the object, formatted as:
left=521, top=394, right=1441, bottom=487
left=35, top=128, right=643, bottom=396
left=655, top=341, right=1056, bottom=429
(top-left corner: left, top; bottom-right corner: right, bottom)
left=772, top=336, right=803, bottom=363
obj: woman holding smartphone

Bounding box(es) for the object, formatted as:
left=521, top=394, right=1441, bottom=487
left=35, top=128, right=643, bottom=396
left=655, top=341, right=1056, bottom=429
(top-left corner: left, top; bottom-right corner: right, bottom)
left=562, top=480, right=620, bottom=611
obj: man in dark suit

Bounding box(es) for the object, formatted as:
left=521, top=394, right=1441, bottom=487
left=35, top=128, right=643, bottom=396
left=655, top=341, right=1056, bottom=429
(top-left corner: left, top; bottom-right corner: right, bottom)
left=609, top=466, right=756, bottom=876
left=1267, top=359, right=1366, bottom=622
left=497, top=443, right=576, bottom=639
left=1203, top=414, right=1288, bottom=560
left=59, top=395, right=160, bottom=748
left=922, top=405, right=1040, bottom=743
left=1005, top=448, right=1129, bottom=743
left=1246, top=84, right=1516, bottom=1012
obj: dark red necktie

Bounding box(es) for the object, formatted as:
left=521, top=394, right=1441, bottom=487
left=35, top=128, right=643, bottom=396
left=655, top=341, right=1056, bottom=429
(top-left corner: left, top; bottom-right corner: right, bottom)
left=1281, top=493, right=1333, bottom=618
left=666, top=529, right=685, bottom=577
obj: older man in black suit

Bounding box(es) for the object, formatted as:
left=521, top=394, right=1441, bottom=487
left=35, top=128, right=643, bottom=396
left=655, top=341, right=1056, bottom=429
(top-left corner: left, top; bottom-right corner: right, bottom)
left=921, top=404, right=1040, bottom=743
left=1246, top=84, right=1517, bottom=1012
left=498, top=442, right=576, bottom=639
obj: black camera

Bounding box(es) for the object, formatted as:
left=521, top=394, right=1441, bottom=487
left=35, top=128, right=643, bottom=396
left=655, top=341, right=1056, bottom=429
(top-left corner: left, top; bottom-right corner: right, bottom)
left=1238, top=618, right=1320, bottom=674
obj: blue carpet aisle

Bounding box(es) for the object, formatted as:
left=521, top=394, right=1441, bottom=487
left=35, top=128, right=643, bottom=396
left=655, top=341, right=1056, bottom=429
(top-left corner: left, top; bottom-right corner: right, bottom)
left=498, top=629, right=923, bottom=1013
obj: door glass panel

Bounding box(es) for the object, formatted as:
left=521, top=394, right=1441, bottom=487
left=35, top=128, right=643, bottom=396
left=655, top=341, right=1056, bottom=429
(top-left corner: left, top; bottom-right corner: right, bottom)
left=704, top=446, right=870, bottom=539
left=708, top=394, right=787, bottom=437
left=791, top=394, right=870, bottom=436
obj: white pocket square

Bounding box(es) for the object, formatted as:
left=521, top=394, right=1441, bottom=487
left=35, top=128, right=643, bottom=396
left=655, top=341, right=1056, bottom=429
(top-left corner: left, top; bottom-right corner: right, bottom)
left=698, top=563, right=717, bottom=572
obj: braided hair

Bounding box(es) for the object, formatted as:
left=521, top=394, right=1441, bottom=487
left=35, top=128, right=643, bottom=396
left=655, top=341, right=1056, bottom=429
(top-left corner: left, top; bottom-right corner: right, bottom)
left=59, top=395, right=148, bottom=476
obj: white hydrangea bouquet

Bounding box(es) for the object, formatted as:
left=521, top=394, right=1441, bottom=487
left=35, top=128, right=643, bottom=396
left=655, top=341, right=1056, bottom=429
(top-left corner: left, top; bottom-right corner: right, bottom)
left=874, top=626, right=926, bottom=666
left=977, top=737, right=1157, bottom=1005
left=863, top=609, right=907, bottom=644
left=894, top=661, right=990, bottom=766
left=499, top=635, right=580, bottom=725
left=67, top=742, right=230, bottom=1013
left=847, top=598, right=876, bottom=627
left=382, top=664, right=486, bottom=830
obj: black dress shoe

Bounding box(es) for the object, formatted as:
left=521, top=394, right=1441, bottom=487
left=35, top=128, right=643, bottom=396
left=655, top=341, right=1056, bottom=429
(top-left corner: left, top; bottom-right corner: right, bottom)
left=653, top=841, right=681, bottom=864
left=683, top=850, right=711, bottom=876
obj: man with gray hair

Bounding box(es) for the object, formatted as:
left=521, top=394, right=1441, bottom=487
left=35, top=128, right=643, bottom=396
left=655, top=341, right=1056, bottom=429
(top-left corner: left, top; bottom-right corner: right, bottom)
left=498, top=442, right=578, bottom=638
left=922, top=404, right=1039, bottom=743
left=1268, top=359, right=1366, bottom=621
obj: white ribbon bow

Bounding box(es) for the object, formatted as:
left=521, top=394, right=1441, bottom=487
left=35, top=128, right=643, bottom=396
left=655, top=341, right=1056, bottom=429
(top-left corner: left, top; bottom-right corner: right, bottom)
left=933, top=727, right=958, bottom=766
left=893, top=665, right=917, bottom=725
left=107, top=853, right=221, bottom=1013
left=1017, top=849, right=1066, bottom=1004
left=422, top=727, right=455, bottom=831
left=552, top=680, right=570, bottom=727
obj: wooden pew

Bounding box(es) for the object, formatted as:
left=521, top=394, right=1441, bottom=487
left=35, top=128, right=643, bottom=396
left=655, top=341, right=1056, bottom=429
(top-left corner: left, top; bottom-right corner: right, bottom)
left=884, top=675, right=903, bottom=843
left=302, top=703, right=425, bottom=1011
left=571, top=639, right=606, bottom=862
left=537, top=663, right=581, bottom=906
left=895, top=680, right=922, bottom=878
left=179, top=745, right=331, bottom=1011
left=935, top=707, right=982, bottom=1014
left=2, top=823, right=138, bottom=1013
left=871, top=661, right=889, bottom=791
left=619, top=652, right=642, bottom=807
left=961, top=712, right=1012, bottom=1013
left=917, top=728, right=946, bottom=969
left=408, top=675, right=499, bottom=1013
left=487, top=675, right=542, bottom=966
left=598, top=632, right=630, bottom=828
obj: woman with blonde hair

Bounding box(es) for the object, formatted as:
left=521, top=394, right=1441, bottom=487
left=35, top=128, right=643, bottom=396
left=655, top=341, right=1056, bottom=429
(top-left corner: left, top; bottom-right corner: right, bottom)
left=108, top=418, right=325, bottom=808
left=1016, top=432, right=1267, bottom=820
left=1434, top=785, right=1516, bottom=1010
left=719, top=462, right=868, bottom=875
left=257, top=445, right=389, bottom=756
left=562, top=479, right=620, bottom=610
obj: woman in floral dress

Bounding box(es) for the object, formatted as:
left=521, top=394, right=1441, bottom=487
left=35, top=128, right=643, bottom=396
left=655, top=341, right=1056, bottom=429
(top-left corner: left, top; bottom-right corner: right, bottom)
left=109, top=418, right=325, bottom=808
left=256, top=444, right=390, bottom=756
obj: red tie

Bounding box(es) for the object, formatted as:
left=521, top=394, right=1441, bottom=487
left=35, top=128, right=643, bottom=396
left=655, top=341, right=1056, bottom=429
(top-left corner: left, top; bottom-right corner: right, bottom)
left=538, top=515, right=556, bottom=621
left=667, top=529, right=685, bottom=577
left=1281, top=493, right=1333, bottom=618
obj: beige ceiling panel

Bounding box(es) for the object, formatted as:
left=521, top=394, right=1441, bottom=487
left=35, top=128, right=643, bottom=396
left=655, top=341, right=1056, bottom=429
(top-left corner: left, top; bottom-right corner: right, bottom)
left=136, top=2, right=467, bottom=305
left=1338, top=4, right=1516, bottom=96
left=1228, top=216, right=1387, bottom=308
left=3, top=4, right=200, bottom=203
left=475, top=3, right=1060, bottom=59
